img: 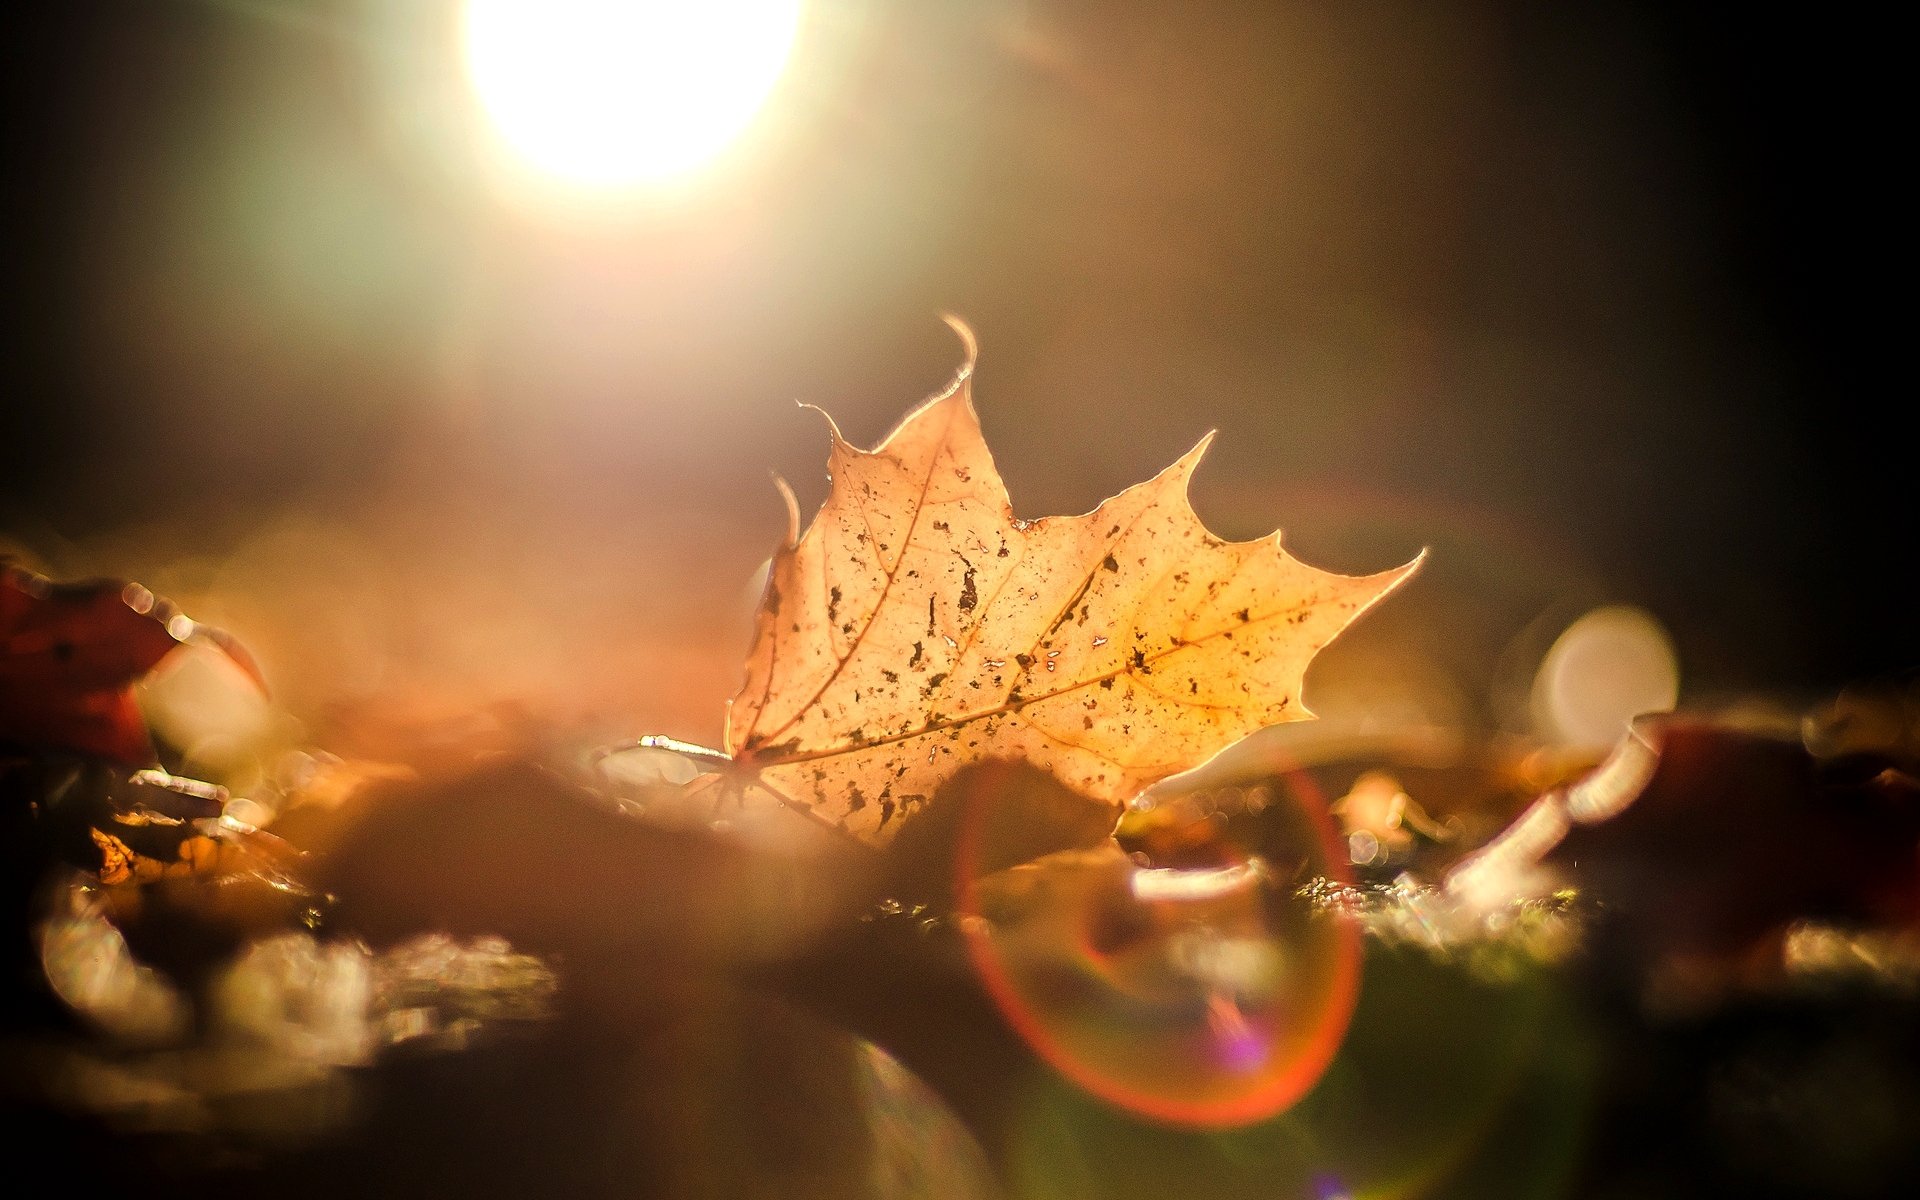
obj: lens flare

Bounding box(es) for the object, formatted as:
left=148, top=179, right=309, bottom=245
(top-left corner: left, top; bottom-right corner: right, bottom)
left=461, top=0, right=805, bottom=188
left=957, top=770, right=1358, bottom=1128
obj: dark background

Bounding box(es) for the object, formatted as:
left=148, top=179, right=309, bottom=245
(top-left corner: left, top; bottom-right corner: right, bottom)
left=4, top=1, right=1908, bottom=744
left=3, top=8, right=1914, bottom=1198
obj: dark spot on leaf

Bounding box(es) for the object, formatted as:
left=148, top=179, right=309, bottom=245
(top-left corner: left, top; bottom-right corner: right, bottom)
left=882, top=669, right=899, bottom=683
left=959, top=564, right=978, bottom=612
left=828, top=585, right=842, bottom=624
left=910, top=641, right=924, bottom=667
left=1237, top=608, right=1250, bottom=622
left=1101, top=554, right=1119, bottom=572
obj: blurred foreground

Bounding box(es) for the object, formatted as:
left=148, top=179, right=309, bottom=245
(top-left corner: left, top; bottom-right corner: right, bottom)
left=5, top=644, right=1917, bottom=1199
left=6, top=4, right=1908, bottom=1194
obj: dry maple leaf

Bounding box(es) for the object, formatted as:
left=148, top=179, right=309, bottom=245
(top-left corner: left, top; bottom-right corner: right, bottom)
left=719, top=323, right=1422, bottom=845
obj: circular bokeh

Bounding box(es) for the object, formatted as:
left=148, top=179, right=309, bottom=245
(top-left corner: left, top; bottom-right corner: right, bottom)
left=956, top=767, right=1359, bottom=1128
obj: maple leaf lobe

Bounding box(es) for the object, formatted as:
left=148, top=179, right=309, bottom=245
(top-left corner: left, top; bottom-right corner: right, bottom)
left=724, top=342, right=1421, bottom=845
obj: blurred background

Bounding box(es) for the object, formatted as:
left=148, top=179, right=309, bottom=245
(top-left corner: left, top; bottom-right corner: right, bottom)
left=3, top=6, right=1914, bottom=1198
left=4, top=0, right=1906, bottom=764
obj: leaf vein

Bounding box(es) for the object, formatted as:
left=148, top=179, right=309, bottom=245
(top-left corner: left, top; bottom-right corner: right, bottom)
left=745, top=403, right=958, bottom=751
left=745, top=590, right=1326, bottom=767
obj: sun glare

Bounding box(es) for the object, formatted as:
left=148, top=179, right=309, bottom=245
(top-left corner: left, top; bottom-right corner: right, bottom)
left=461, top=0, right=805, bottom=189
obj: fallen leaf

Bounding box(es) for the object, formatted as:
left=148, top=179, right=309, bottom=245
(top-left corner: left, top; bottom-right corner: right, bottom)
left=0, top=560, right=265, bottom=766
left=722, top=324, right=1422, bottom=844
left=1445, top=713, right=1920, bottom=1009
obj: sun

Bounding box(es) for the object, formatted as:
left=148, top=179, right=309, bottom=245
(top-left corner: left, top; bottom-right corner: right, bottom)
left=460, top=0, right=805, bottom=189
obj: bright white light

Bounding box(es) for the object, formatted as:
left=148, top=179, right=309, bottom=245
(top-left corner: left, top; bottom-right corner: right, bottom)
left=461, top=0, right=804, bottom=188
left=1533, top=605, right=1679, bottom=750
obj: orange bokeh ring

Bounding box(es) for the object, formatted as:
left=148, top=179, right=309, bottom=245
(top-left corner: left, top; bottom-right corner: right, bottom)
left=954, top=763, right=1361, bottom=1128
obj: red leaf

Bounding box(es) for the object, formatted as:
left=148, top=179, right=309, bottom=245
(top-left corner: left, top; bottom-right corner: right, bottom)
left=0, top=561, right=264, bottom=766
